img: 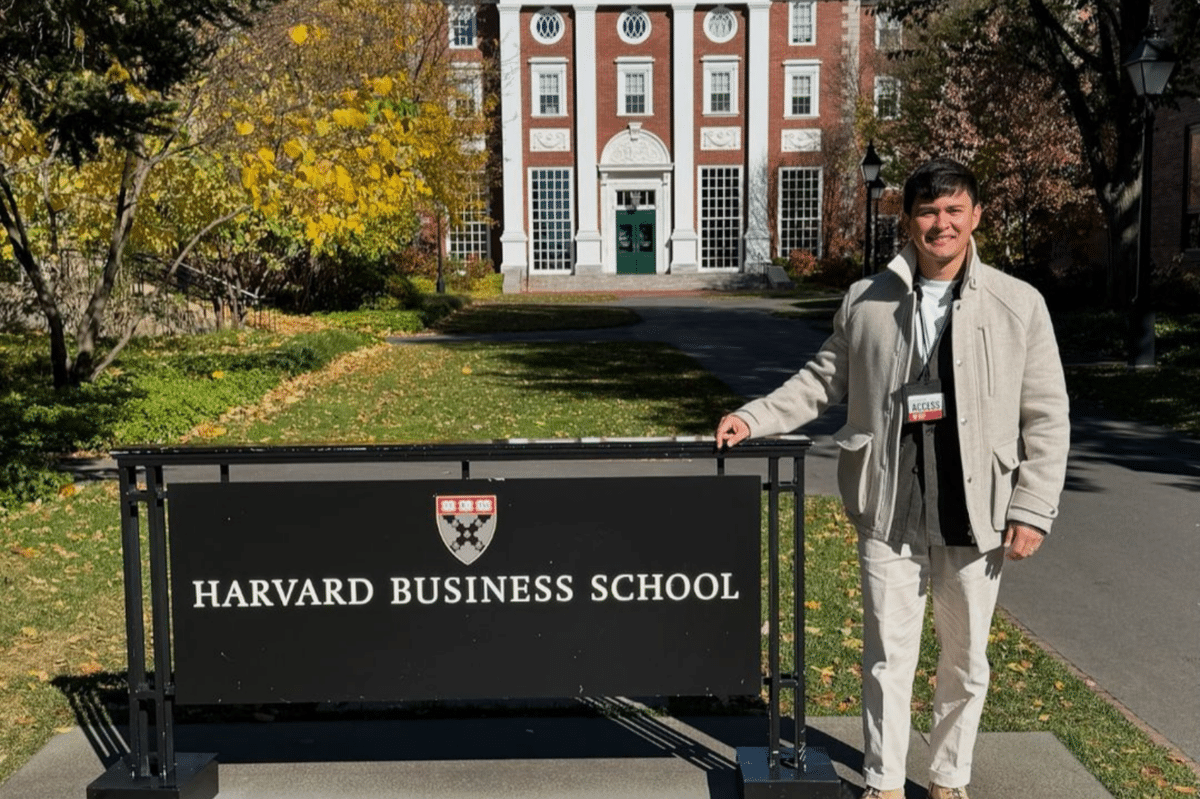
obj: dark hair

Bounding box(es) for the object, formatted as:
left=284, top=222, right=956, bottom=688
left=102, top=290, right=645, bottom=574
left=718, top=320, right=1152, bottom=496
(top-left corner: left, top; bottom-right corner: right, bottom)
left=902, top=158, right=980, bottom=216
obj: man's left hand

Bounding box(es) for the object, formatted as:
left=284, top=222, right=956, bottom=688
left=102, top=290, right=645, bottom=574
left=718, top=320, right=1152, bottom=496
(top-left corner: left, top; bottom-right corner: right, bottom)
left=1004, top=522, right=1045, bottom=561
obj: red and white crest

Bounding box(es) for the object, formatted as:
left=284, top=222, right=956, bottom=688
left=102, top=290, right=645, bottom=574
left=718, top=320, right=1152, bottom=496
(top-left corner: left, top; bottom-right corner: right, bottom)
left=435, top=495, right=498, bottom=565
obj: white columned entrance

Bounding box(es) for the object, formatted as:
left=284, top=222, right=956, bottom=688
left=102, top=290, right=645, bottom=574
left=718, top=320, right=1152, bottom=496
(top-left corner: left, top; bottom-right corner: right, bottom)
left=498, top=1, right=528, bottom=291
left=600, top=125, right=673, bottom=275
left=574, top=3, right=603, bottom=273
left=670, top=1, right=699, bottom=273
left=743, top=0, right=772, bottom=274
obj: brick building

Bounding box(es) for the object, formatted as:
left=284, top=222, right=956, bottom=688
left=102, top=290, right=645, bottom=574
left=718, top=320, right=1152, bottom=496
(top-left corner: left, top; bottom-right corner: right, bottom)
left=446, top=0, right=894, bottom=291
left=1149, top=98, right=1200, bottom=283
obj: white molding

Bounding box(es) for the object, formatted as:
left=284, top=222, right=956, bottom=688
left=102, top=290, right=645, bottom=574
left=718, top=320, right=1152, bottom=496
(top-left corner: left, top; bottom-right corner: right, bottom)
left=529, top=129, right=571, bottom=151
left=575, top=4, right=602, bottom=271
left=701, top=127, right=742, bottom=150
left=781, top=128, right=822, bottom=152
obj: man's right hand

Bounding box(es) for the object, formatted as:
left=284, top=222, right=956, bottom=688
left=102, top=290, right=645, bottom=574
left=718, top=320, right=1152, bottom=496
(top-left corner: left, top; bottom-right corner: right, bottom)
left=715, top=414, right=751, bottom=450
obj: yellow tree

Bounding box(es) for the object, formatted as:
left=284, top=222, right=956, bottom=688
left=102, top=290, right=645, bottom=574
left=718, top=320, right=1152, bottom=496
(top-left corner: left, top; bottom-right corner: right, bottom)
left=212, top=0, right=494, bottom=263
left=0, top=0, right=265, bottom=388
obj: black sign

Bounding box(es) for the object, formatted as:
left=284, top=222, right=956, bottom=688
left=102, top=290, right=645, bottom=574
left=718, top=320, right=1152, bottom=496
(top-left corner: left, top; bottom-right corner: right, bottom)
left=168, top=476, right=761, bottom=704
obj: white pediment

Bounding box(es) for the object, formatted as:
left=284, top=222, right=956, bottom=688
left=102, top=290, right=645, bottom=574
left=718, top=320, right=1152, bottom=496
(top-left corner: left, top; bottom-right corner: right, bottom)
left=600, top=123, right=671, bottom=168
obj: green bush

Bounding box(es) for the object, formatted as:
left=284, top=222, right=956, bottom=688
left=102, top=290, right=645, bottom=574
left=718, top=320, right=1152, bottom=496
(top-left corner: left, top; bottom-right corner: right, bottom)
left=0, top=327, right=375, bottom=509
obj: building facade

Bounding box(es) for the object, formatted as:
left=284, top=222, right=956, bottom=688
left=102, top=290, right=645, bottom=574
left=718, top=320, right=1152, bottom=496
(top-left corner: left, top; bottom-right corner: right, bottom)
left=448, top=0, right=891, bottom=291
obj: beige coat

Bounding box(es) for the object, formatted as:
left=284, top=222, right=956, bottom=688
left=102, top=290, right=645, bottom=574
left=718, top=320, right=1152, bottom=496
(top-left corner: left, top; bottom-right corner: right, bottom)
left=732, top=241, right=1070, bottom=552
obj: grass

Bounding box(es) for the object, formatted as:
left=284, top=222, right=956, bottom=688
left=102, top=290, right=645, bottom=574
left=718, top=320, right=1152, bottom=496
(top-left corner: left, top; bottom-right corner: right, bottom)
left=1058, top=312, right=1200, bottom=436
left=1, top=303, right=1198, bottom=797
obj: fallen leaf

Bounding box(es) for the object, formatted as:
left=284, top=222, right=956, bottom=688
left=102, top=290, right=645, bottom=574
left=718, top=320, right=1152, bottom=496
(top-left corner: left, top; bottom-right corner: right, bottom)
left=1173, top=787, right=1198, bottom=795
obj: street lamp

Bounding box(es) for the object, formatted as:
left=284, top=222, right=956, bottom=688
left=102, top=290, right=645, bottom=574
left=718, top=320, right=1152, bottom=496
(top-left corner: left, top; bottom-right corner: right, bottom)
left=861, top=142, right=883, bottom=278
left=1123, top=18, right=1176, bottom=367
left=869, top=176, right=887, bottom=272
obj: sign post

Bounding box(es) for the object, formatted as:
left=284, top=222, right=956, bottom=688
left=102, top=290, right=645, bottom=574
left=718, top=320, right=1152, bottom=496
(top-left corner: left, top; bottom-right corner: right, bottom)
left=86, top=437, right=838, bottom=799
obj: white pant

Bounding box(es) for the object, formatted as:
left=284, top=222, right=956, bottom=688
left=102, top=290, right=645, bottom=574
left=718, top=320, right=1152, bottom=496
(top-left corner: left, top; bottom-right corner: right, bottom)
left=858, top=537, right=1005, bottom=791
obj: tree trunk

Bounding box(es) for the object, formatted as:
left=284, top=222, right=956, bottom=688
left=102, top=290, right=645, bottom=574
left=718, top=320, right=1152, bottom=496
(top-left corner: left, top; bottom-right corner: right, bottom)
left=70, top=150, right=153, bottom=384
left=0, top=172, right=74, bottom=387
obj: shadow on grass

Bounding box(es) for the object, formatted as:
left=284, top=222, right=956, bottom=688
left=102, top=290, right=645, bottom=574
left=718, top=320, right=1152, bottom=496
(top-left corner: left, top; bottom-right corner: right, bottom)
left=472, top=341, right=743, bottom=436
left=52, top=672, right=131, bottom=770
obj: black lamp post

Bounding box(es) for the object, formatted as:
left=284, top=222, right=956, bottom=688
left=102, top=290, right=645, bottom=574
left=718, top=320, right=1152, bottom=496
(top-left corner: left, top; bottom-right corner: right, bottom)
left=869, top=176, right=887, bottom=272
left=1123, top=19, right=1175, bottom=367
left=861, top=142, right=883, bottom=278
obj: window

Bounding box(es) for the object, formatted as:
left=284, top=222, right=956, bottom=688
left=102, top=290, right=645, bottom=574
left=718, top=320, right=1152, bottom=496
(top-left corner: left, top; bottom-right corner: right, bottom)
left=875, top=76, right=900, bottom=120
left=789, top=1, right=815, bottom=45
left=784, top=62, right=819, bottom=117
left=700, top=167, right=742, bottom=269
left=530, top=59, right=567, bottom=116
left=450, top=5, right=477, bottom=48
left=618, top=8, right=651, bottom=44
left=703, top=57, right=739, bottom=115
left=1187, top=127, right=1200, bottom=250
left=704, top=6, right=737, bottom=43
left=531, top=7, right=564, bottom=44
left=876, top=11, right=903, bottom=52
left=530, top=168, right=573, bottom=271
left=449, top=186, right=491, bottom=260
left=453, top=67, right=483, bottom=118
left=617, top=58, right=653, bottom=116
left=778, top=167, right=822, bottom=258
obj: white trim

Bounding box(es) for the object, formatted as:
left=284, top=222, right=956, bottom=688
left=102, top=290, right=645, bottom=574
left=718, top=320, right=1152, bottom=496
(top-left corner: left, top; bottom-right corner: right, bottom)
left=671, top=3, right=698, bottom=273
left=701, top=127, right=741, bottom=150
left=449, top=4, right=478, bottom=49
left=781, top=128, right=822, bottom=152
left=617, top=7, right=652, bottom=44
left=530, top=7, right=565, bottom=45
left=788, top=0, right=816, bottom=46
left=704, top=6, right=738, bottom=43
left=530, top=58, right=568, bottom=117
left=777, top=166, right=823, bottom=258
left=616, top=57, right=654, bottom=117
left=528, top=167, right=575, bottom=272
left=702, top=56, right=739, bottom=116
left=783, top=60, right=820, bottom=119
left=874, top=75, right=901, bottom=119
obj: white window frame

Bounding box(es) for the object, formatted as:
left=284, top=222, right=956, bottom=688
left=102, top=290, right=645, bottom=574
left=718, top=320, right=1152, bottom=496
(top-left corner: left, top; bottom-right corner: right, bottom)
left=699, top=166, right=743, bottom=270
left=617, top=7, right=652, bottom=45
left=529, top=167, right=575, bottom=272
left=789, top=1, right=816, bottom=46
left=704, top=6, right=738, bottom=44
left=453, top=64, right=484, bottom=118
left=876, top=10, right=903, bottom=51
left=449, top=182, right=492, bottom=261
left=530, top=58, right=568, bottom=118
left=777, top=166, right=823, bottom=258
left=449, top=4, right=478, bottom=49
left=874, top=75, right=901, bottom=120
left=783, top=61, right=820, bottom=119
left=702, top=56, right=739, bottom=116
left=530, top=7, right=565, bottom=45
left=616, top=57, right=654, bottom=117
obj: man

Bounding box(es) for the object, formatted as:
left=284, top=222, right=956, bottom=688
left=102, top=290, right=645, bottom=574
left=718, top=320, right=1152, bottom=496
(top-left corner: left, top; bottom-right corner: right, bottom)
left=715, top=158, right=1069, bottom=799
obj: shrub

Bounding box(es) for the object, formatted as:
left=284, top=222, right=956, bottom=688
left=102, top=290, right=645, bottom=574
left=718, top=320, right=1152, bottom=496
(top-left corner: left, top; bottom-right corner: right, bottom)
left=787, top=249, right=820, bottom=280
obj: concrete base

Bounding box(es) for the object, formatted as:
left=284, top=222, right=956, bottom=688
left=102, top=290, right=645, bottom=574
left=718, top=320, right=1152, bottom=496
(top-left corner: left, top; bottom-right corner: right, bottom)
left=736, top=747, right=847, bottom=798
left=86, top=753, right=217, bottom=799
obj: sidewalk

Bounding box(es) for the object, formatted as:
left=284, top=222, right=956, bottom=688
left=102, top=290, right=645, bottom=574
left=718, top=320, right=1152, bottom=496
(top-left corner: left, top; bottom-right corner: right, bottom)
left=0, top=712, right=1113, bottom=799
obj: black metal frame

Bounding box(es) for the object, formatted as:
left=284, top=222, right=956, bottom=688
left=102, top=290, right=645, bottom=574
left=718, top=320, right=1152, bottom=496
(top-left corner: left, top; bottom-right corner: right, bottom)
left=91, top=436, right=836, bottom=798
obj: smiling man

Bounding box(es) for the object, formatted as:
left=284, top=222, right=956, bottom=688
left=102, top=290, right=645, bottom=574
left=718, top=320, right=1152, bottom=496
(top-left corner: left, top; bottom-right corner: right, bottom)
left=715, top=158, right=1070, bottom=799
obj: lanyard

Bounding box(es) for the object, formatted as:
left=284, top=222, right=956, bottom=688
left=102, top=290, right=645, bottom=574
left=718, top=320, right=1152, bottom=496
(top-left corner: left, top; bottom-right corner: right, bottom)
left=916, top=280, right=955, bottom=381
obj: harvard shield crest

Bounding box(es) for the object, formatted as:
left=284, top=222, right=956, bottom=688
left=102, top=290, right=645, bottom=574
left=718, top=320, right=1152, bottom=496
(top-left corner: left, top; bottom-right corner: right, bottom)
left=435, top=495, right=497, bottom=565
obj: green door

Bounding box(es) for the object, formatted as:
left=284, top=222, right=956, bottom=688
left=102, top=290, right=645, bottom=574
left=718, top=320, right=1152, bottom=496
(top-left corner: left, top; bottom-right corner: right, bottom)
left=615, top=209, right=656, bottom=274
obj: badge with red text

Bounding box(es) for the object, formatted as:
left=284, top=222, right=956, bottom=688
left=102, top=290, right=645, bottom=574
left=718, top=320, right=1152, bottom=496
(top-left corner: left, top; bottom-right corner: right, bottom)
left=435, top=495, right=497, bottom=565
left=902, top=379, right=945, bottom=423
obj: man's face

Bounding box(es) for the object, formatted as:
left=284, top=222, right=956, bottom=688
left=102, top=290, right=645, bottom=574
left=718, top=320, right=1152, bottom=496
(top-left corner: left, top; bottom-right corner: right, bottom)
left=905, top=188, right=982, bottom=277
